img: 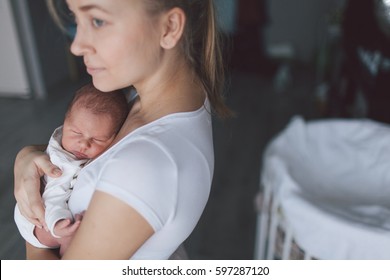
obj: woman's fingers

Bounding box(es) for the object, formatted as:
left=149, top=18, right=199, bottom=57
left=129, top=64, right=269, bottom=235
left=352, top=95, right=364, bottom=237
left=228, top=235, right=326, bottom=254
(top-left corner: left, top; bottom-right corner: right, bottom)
left=16, top=196, right=46, bottom=229
left=30, top=197, right=48, bottom=230
left=18, top=184, right=47, bottom=230
left=14, top=159, right=46, bottom=229
left=34, top=150, right=62, bottom=178
left=14, top=145, right=60, bottom=231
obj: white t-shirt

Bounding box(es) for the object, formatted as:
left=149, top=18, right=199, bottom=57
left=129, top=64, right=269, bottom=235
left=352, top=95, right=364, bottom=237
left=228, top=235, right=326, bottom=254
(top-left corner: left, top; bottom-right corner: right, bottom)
left=68, top=101, right=214, bottom=259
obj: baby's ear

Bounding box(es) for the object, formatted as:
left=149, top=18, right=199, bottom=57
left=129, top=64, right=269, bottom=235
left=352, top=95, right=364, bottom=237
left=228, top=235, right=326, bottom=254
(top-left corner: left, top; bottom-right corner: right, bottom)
left=160, top=7, right=186, bottom=49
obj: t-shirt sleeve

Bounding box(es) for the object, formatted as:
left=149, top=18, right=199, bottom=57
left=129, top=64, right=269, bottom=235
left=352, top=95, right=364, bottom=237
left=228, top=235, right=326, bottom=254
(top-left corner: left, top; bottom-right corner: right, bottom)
left=95, top=140, right=178, bottom=231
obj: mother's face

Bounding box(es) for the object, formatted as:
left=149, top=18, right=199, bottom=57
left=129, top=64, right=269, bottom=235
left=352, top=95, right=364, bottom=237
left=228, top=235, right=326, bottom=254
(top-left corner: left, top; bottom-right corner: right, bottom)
left=67, top=0, right=164, bottom=92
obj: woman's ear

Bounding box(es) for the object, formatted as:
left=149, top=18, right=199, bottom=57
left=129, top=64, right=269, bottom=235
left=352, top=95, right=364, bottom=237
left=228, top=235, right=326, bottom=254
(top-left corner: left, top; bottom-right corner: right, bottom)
left=160, top=7, right=186, bottom=49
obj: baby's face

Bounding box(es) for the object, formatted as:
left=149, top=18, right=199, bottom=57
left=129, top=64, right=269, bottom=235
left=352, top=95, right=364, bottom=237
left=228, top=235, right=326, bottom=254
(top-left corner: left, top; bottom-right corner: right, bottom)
left=62, top=107, right=116, bottom=159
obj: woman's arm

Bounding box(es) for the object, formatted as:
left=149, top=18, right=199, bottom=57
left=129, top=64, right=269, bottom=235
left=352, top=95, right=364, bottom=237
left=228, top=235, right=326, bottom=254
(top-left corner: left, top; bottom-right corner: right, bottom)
left=14, top=145, right=62, bottom=230
left=63, top=191, right=154, bottom=259
left=26, top=242, right=60, bottom=260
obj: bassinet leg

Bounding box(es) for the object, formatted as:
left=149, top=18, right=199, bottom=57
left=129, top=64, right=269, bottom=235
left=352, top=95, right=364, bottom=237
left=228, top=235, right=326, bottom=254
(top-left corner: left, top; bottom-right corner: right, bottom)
left=282, top=226, right=293, bottom=260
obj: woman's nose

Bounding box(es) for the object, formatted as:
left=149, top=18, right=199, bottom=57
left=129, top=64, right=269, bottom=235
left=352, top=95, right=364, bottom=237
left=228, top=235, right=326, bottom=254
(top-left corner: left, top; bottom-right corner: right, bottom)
left=70, top=26, right=93, bottom=56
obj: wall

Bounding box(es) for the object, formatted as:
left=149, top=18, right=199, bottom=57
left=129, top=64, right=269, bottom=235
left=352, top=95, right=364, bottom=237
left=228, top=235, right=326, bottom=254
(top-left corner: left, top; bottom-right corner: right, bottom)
left=0, top=0, right=74, bottom=99
left=215, top=0, right=346, bottom=63
left=26, top=1, right=73, bottom=92
left=215, top=0, right=238, bottom=34
left=265, top=0, right=346, bottom=63
left=0, top=0, right=30, bottom=97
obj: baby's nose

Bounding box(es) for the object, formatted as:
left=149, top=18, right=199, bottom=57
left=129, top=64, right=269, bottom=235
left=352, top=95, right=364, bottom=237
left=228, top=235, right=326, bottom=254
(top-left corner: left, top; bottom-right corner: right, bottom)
left=79, top=139, right=91, bottom=149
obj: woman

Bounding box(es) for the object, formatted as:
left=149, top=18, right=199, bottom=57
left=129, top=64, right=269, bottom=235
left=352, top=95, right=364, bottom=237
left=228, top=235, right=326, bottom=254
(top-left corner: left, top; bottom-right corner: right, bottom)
left=14, top=0, right=231, bottom=259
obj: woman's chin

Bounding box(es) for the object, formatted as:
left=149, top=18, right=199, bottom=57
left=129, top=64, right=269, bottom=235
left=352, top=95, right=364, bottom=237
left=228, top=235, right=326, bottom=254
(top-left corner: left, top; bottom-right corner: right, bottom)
left=91, top=76, right=130, bottom=92
left=91, top=79, right=116, bottom=92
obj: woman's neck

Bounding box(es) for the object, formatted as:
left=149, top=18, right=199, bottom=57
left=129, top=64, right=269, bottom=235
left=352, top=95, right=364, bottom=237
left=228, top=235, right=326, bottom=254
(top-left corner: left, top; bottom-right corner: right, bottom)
left=115, top=60, right=204, bottom=140
left=135, top=58, right=204, bottom=120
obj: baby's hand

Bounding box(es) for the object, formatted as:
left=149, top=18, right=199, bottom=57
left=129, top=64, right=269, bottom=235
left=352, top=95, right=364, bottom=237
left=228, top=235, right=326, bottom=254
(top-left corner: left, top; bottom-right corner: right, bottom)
left=57, top=213, right=84, bottom=256
left=53, top=217, right=81, bottom=238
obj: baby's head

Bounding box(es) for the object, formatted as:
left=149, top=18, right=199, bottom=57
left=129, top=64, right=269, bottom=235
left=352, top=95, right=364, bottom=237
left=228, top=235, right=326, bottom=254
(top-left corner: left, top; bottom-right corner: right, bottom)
left=62, top=83, right=129, bottom=159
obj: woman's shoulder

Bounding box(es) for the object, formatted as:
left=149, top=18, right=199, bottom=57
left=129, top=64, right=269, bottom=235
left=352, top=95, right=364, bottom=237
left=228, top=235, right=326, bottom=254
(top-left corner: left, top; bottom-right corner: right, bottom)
left=110, top=106, right=212, bottom=154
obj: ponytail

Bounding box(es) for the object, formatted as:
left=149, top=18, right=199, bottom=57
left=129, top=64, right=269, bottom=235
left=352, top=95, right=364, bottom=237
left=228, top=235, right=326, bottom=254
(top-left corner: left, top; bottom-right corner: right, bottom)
left=201, top=0, right=232, bottom=119
left=145, top=0, right=233, bottom=119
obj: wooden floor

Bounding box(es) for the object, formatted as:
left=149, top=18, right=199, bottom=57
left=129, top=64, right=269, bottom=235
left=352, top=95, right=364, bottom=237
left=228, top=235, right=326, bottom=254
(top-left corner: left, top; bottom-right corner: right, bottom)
left=0, top=65, right=318, bottom=260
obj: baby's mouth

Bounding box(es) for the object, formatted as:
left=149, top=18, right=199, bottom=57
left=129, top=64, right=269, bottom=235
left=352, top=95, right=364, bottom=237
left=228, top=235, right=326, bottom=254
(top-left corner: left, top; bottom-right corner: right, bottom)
left=74, top=151, right=88, bottom=159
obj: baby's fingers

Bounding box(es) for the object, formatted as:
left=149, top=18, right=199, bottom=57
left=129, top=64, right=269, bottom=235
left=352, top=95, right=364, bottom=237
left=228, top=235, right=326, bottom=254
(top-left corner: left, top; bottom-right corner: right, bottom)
left=74, top=212, right=85, bottom=222
left=64, top=220, right=81, bottom=235
left=56, top=219, right=72, bottom=229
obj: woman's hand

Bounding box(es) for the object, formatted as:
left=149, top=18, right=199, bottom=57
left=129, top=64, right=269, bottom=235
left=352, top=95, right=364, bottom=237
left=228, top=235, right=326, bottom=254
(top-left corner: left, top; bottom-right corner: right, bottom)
left=14, top=145, right=62, bottom=230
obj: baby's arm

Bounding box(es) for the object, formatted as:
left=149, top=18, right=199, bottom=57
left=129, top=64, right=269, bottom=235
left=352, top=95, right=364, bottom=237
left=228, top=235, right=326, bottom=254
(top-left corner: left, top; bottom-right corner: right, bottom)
left=34, top=226, right=60, bottom=248
left=24, top=213, right=83, bottom=259
left=35, top=215, right=82, bottom=256
left=55, top=214, right=83, bottom=256
left=34, top=218, right=80, bottom=244
left=43, top=179, right=74, bottom=237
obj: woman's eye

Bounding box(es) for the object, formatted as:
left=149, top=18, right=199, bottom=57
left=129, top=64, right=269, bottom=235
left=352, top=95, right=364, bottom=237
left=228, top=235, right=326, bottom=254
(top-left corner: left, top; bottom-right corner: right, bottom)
left=92, top=18, right=105, bottom=28
left=72, top=130, right=81, bottom=135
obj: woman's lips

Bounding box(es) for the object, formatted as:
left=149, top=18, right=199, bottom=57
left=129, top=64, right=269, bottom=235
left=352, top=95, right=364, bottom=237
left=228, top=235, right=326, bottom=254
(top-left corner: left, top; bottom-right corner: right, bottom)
left=86, top=67, right=104, bottom=75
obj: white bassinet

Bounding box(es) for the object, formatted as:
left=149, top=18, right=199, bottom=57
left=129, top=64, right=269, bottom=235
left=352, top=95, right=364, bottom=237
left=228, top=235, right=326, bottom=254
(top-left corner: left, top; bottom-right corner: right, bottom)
left=254, top=116, right=390, bottom=260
